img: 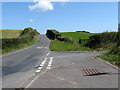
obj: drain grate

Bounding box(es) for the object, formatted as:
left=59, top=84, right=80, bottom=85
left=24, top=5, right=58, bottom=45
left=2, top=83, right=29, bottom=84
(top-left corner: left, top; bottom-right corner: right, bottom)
left=82, top=69, right=106, bottom=76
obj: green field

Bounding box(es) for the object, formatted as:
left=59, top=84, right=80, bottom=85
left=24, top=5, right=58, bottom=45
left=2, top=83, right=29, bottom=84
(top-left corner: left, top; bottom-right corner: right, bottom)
left=0, top=30, right=22, bottom=38
left=50, top=32, right=92, bottom=51
left=60, top=32, right=93, bottom=42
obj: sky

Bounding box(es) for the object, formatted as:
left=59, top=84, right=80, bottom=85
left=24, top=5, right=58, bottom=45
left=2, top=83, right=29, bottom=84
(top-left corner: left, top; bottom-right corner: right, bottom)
left=118, top=2, right=120, bottom=24
left=2, top=2, right=118, bottom=34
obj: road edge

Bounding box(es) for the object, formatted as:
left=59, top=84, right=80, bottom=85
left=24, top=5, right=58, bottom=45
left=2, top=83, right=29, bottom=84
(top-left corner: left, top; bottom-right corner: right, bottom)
left=97, top=57, right=119, bottom=70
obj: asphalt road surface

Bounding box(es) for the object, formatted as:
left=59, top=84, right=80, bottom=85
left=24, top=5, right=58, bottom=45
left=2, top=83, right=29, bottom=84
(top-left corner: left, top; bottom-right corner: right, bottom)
left=1, top=35, right=119, bottom=88
left=2, top=35, right=50, bottom=88
left=27, top=51, right=118, bottom=88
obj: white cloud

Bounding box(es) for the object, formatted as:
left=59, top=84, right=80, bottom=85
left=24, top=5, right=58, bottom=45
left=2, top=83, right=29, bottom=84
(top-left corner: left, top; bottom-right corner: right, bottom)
left=34, top=0, right=70, bottom=2
left=29, top=19, right=33, bottom=22
left=28, top=0, right=70, bottom=12
left=28, top=0, right=54, bottom=12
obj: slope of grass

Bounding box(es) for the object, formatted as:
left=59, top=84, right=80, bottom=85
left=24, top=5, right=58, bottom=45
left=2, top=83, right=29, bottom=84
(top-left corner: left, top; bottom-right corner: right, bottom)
left=50, top=32, right=93, bottom=51
left=60, top=32, right=93, bottom=42
left=98, top=43, right=120, bottom=67
left=0, top=30, right=22, bottom=38
left=1, top=28, right=39, bottom=54
left=50, top=40, right=91, bottom=51
left=98, top=53, right=119, bottom=67
left=2, top=34, right=39, bottom=54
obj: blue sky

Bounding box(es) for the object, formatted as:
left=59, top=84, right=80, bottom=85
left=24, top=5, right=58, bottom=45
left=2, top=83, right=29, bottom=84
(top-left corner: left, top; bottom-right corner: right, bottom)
left=2, top=2, right=118, bottom=34
left=118, top=2, right=120, bottom=23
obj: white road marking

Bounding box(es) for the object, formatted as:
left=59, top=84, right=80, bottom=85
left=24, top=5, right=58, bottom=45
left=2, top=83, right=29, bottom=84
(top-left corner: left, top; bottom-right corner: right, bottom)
left=46, top=66, right=51, bottom=69
left=38, top=67, right=42, bottom=70
left=46, top=57, right=53, bottom=70
left=37, top=47, right=42, bottom=49
left=40, top=64, right=44, bottom=67
left=36, top=58, right=48, bottom=73
left=39, top=58, right=47, bottom=66
left=47, top=51, right=50, bottom=56
left=26, top=75, right=39, bottom=88
left=41, top=62, right=45, bottom=65
left=47, top=64, right=51, bottom=67
left=37, top=47, right=48, bottom=49
left=35, top=70, right=41, bottom=73
left=26, top=70, right=48, bottom=88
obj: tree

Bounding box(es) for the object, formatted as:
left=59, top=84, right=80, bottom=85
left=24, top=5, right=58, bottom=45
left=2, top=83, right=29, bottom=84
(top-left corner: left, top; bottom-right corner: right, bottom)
left=118, top=24, right=120, bottom=32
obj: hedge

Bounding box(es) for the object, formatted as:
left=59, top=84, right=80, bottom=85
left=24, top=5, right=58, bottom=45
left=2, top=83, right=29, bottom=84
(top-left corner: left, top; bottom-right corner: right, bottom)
left=85, top=32, right=119, bottom=49
left=46, top=29, right=61, bottom=40
left=1, top=27, right=39, bottom=50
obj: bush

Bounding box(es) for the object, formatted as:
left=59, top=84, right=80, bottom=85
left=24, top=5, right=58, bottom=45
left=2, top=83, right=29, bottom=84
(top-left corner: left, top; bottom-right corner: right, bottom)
left=57, top=37, right=73, bottom=43
left=108, top=43, right=120, bottom=54
left=85, top=32, right=118, bottom=49
left=79, top=39, right=89, bottom=45
left=46, top=29, right=74, bottom=43
left=76, top=31, right=90, bottom=33
left=46, top=29, right=61, bottom=40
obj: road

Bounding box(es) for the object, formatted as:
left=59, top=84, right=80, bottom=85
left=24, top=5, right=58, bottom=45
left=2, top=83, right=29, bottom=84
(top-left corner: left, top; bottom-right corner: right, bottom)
left=2, top=35, right=50, bottom=88
left=1, top=35, right=119, bottom=88
left=27, top=51, right=118, bottom=88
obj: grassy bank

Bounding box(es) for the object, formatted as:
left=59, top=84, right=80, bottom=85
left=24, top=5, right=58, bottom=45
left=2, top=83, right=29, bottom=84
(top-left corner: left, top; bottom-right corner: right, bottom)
left=47, top=29, right=120, bottom=67
left=98, top=43, right=120, bottom=67
left=1, top=28, right=39, bottom=54
left=2, top=34, right=39, bottom=54
left=49, top=31, right=93, bottom=51
left=50, top=40, right=91, bottom=51
left=98, top=53, right=119, bottom=67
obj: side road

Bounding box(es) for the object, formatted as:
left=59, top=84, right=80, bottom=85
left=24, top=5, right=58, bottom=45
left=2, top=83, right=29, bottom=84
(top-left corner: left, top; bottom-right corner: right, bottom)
left=27, top=51, right=119, bottom=88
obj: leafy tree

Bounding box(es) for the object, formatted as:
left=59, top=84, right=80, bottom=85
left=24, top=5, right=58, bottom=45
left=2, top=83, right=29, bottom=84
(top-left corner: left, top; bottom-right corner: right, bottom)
left=118, top=24, right=120, bottom=32
left=20, top=27, right=34, bottom=35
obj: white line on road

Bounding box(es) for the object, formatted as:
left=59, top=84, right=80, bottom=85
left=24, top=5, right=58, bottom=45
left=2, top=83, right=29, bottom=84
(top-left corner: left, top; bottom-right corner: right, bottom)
left=35, top=70, right=41, bottom=73
left=37, top=47, right=48, bottom=49
left=36, top=58, right=47, bottom=73
left=47, top=64, right=51, bottom=67
left=46, top=57, right=53, bottom=70
left=46, top=66, right=51, bottom=69
left=37, top=47, right=42, bottom=49
left=39, top=58, right=47, bottom=66
left=40, top=64, right=44, bottom=67
left=38, top=67, right=42, bottom=70
left=47, top=51, right=50, bottom=56
left=26, top=75, right=39, bottom=88
left=26, top=70, right=48, bottom=88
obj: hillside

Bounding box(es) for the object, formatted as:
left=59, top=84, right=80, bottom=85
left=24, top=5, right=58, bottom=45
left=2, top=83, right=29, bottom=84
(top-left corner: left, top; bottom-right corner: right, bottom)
left=1, top=28, right=39, bottom=54
left=46, top=30, right=92, bottom=51
left=0, top=30, right=22, bottom=38
left=46, top=30, right=119, bottom=67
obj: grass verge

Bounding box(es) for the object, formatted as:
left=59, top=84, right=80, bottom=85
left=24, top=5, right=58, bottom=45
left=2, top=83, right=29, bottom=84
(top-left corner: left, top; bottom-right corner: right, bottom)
left=97, top=43, right=120, bottom=67
left=50, top=40, right=91, bottom=51
left=98, top=53, right=119, bottom=67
